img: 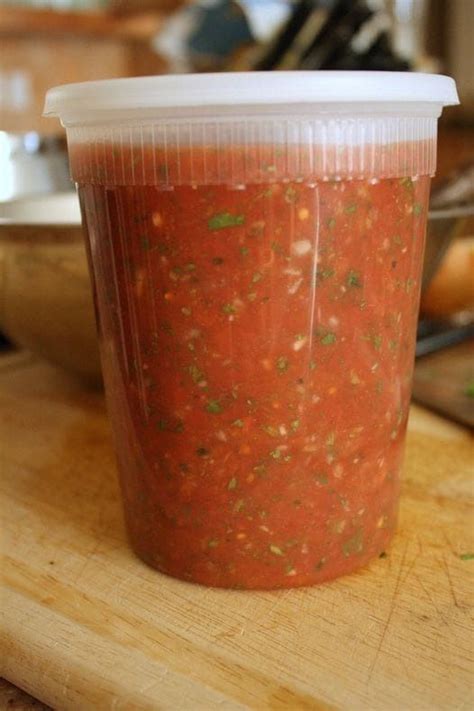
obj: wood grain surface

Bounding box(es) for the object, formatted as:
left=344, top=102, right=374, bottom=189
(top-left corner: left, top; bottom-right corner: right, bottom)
left=1, top=353, right=473, bottom=711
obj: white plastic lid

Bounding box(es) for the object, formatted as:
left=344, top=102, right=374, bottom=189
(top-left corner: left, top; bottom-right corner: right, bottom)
left=44, top=71, right=459, bottom=125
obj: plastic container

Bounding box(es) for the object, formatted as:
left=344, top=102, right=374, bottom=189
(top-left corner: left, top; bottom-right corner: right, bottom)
left=45, top=72, right=458, bottom=589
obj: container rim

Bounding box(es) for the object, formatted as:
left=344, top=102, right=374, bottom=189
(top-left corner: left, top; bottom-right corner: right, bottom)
left=44, top=71, right=459, bottom=124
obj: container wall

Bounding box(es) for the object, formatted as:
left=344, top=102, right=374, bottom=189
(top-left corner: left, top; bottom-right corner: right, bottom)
left=75, top=119, right=432, bottom=589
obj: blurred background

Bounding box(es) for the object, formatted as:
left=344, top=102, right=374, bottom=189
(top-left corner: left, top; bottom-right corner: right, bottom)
left=0, top=0, right=473, bottom=425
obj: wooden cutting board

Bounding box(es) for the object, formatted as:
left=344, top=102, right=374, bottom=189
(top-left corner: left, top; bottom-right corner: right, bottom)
left=1, top=352, right=473, bottom=711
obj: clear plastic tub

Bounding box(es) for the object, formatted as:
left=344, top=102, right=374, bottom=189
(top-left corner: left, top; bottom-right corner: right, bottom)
left=45, top=72, right=458, bottom=589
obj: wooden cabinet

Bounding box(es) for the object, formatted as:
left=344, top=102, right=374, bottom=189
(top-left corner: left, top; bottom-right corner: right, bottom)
left=0, top=6, right=172, bottom=134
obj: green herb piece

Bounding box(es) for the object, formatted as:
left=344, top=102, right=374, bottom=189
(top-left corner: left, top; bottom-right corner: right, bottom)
left=196, top=447, right=210, bottom=457
left=240, top=246, right=249, bottom=256
left=344, top=203, right=357, bottom=214
left=262, top=425, right=279, bottom=438
left=222, top=303, right=236, bottom=315
left=253, top=463, right=267, bottom=476
left=184, top=262, right=196, bottom=271
left=181, top=307, right=192, bottom=316
left=290, top=419, right=300, bottom=432
left=157, top=419, right=167, bottom=431
left=227, top=477, right=238, bottom=490
left=232, top=419, right=244, bottom=428
left=269, top=448, right=282, bottom=460
left=342, top=529, right=364, bottom=557
left=465, top=380, right=474, bottom=398
left=141, top=237, right=151, bottom=250
left=208, top=539, right=219, bottom=548
left=188, top=364, right=205, bottom=385
left=459, top=553, right=474, bottom=560
left=208, top=212, right=245, bottom=230
left=247, top=292, right=257, bottom=302
left=413, top=203, right=423, bottom=216
left=206, top=400, right=222, bottom=414
left=276, top=356, right=289, bottom=373
left=284, top=186, right=298, bottom=204
left=317, top=267, right=335, bottom=280
left=269, top=544, right=284, bottom=556
left=315, top=474, right=329, bottom=486
left=373, top=335, right=382, bottom=350
left=400, top=177, right=413, bottom=190
left=347, top=270, right=362, bottom=288
left=309, top=360, right=317, bottom=371
left=270, top=240, right=283, bottom=254
left=252, top=271, right=263, bottom=284
left=234, top=499, right=245, bottom=513
left=327, top=217, right=336, bottom=229
left=321, top=332, right=336, bottom=346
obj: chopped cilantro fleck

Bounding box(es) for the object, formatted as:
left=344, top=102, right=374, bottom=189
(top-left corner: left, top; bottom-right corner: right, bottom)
left=188, top=364, right=205, bottom=384
left=373, top=335, right=382, bottom=350
left=206, top=400, right=222, bottom=414
left=232, top=419, right=244, bottom=428
left=269, top=448, right=282, bottom=460
left=342, top=529, right=363, bottom=557
left=321, top=332, right=336, bottom=346
left=284, top=186, right=298, bottom=204
left=460, top=553, right=474, bottom=560
left=262, top=425, right=279, bottom=438
left=276, top=356, right=289, bottom=373
left=344, top=204, right=357, bottom=214
left=318, top=267, right=335, bottom=280
left=227, top=477, right=237, bottom=490
left=208, top=212, right=245, bottom=230
left=252, top=271, right=263, bottom=284
left=222, top=303, right=236, bottom=315
left=347, top=270, right=362, bottom=288
left=290, top=419, right=300, bottom=432
left=413, top=203, right=423, bottom=216
left=208, top=539, right=219, bottom=548
left=240, top=246, right=249, bottom=256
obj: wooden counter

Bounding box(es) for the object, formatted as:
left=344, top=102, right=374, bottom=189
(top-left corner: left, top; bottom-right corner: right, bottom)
left=1, top=352, right=473, bottom=711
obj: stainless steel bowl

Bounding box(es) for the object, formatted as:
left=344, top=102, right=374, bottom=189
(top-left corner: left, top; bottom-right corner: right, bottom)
left=0, top=193, right=101, bottom=385
left=0, top=131, right=72, bottom=203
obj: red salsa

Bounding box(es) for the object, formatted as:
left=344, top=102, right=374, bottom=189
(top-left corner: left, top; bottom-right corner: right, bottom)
left=77, top=144, right=430, bottom=589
